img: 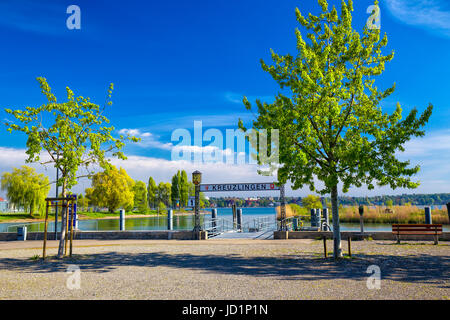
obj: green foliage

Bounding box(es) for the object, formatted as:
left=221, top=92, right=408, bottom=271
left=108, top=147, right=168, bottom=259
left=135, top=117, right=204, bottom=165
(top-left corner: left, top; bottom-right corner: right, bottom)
left=156, top=182, right=171, bottom=207
left=3, top=77, right=138, bottom=194
left=386, top=199, right=393, bottom=207
left=180, top=170, right=189, bottom=207
left=302, top=195, right=323, bottom=211
left=147, top=177, right=157, bottom=209
left=171, top=171, right=180, bottom=207
left=77, top=194, right=89, bottom=212
left=133, top=180, right=148, bottom=213
left=200, top=192, right=209, bottom=208
left=1, top=166, right=50, bottom=216
left=157, top=201, right=167, bottom=214
left=90, top=166, right=135, bottom=213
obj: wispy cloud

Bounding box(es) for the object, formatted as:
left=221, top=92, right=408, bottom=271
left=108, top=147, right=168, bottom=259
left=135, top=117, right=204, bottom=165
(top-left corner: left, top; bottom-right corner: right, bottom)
left=384, top=0, right=450, bottom=37
left=399, top=129, right=450, bottom=157
left=119, top=128, right=173, bottom=150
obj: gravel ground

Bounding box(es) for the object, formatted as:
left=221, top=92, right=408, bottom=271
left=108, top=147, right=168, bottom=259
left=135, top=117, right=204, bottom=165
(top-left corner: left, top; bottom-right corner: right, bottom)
left=0, top=239, right=448, bottom=300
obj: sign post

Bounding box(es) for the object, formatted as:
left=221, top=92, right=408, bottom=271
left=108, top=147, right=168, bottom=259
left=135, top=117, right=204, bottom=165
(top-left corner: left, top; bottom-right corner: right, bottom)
left=192, top=171, right=202, bottom=234
left=280, top=184, right=286, bottom=231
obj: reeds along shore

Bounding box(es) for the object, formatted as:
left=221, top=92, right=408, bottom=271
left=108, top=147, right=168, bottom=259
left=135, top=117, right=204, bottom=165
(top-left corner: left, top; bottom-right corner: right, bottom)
left=276, top=204, right=450, bottom=224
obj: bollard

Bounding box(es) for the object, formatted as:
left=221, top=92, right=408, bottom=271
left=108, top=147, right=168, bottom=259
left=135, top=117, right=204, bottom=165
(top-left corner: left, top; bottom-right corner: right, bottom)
left=73, top=203, right=78, bottom=229
left=211, top=208, right=217, bottom=230
left=293, top=218, right=298, bottom=231
left=424, top=206, right=432, bottom=224
left=322, top=208, right=329, bottom=231
left=359, top=205, right=364, bottom=234
left=316, top=208, right=321, bottom=228
left=323, top=236, right=327, bottom=258
left=167, top=209, right=173, bottom=231
left=310, top=208, right=316, bottom=227
left=119, top=209, right=126, bottom=231
left=17, top=226, right=27, bottom=241
left=237, top=209, right=243, bottom=231
left=232, top=204, right=237, bottom=230
left=68, top=205, right=78, bottom=230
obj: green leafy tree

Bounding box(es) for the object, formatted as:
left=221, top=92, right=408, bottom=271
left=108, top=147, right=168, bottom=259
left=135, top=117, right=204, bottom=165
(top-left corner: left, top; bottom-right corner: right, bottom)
left=171, top=171, right=180, bottom=208
left=180, top=170, right=189, bottom=207
left=238, top=0, right=433, bottom=258
left=147, top=177, right=157, bottom=209
left=157, top=201, right=167, bottom=214
left=90, top=166, right=135, bottom=213
left=133, top=180, right=148, bottom=213
left=1, top=166, right=50, bottom=216
left=302, top=195, right=323, bottom=211
left=77, top=194, right=89, bottom=212
left=156, top=182, right=171, bottom=207
left=4, top=77, right=137, bottom=258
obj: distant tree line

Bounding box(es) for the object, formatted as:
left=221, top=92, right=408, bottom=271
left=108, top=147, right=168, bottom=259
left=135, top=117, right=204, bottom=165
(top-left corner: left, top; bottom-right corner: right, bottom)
left=208, top=194, right=450, bottom=208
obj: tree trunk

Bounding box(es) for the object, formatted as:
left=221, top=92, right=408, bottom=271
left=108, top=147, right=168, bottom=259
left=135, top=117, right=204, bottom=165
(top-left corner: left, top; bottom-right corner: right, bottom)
left=331, top=185, right=342, bottom=259
left=57, top=180, right=67, bottom=259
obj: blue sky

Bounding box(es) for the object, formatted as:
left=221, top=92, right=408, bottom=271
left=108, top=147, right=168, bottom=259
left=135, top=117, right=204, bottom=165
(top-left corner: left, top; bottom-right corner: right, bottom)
left=0, top=0, right=449, bottom=197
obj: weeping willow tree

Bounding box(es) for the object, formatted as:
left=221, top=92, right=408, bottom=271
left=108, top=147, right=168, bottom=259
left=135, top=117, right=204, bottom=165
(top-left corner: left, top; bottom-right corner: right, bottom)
left=1, top=166, right=50, bottom=216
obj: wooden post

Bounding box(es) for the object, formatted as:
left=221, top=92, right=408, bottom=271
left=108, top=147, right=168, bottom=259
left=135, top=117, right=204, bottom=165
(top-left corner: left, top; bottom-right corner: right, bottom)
left=347, top=237, right=352, bottom=257
left=323, top=236, right=327, bottom=258
left=69, top=202, right=74, bottom=257
left=64, top=201, right=69, bottom=257
left=42, top=202, right=50, bottom=260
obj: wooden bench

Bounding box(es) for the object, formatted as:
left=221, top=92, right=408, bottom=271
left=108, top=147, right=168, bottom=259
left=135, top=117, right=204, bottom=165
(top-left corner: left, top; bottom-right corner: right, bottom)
left=392, top=224, right=443, bottom=245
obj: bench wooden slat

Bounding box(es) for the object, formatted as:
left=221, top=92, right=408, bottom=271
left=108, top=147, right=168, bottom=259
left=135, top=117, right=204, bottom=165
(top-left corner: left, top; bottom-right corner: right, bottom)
left=393, top=228, right=442, bottom=232
left=391, top=224, right=443, bottom=244
left=392, top=232, right=442, bottom=235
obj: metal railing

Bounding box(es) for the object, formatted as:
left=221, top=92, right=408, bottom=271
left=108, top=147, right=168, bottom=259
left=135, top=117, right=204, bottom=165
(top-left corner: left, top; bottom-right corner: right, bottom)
left=243, top=216, right=276, bottom=233
left=202, top=217, right=235, bottom=237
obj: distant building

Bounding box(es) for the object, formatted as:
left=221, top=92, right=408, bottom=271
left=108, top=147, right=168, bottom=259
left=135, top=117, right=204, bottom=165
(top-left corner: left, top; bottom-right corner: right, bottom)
left=0, top=197, right=8, bottom=212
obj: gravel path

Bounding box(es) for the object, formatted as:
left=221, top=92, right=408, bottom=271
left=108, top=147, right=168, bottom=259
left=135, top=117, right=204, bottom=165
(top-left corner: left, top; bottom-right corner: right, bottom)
left=0, top=239, right=448, bottom=300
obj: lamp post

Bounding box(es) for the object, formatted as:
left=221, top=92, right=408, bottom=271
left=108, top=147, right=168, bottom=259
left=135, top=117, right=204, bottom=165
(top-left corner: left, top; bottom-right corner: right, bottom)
left=192, top=171, right=202, bottom=232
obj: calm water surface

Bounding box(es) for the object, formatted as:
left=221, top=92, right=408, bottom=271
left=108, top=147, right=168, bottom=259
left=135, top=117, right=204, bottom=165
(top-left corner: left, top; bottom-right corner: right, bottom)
left=0, top=207, right=448, bottom=232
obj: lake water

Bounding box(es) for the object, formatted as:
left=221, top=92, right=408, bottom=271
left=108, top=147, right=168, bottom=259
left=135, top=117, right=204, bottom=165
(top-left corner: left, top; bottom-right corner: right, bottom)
left=0, top=207, right=448, bottom=233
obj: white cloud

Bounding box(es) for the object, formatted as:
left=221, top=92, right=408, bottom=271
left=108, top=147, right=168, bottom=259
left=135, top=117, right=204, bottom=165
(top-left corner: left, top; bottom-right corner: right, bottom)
left=119, top=128, right=173, bottom=150
left=399, top=129, right=450, bottom=156
left=1, top=127, right=450, bottom=199
left=384, top=0, right=450, bottom=37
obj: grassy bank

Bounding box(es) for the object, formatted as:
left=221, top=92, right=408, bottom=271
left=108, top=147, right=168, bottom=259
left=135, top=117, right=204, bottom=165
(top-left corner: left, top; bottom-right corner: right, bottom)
left=0, top=208, right=199, bottom=223
left=277, top=204, right=450, bottom=224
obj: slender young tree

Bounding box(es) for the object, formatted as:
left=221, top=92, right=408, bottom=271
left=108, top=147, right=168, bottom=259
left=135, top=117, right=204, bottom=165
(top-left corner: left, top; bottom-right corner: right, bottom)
left=133, top=180, right=148, bottom=213
left=239, top=0, right=433, bottom=259
left=171, top=172, right=180, bottom=209
left=180, top=170, right=189, bottom=207
left=4, top=77, right=138, bottom=258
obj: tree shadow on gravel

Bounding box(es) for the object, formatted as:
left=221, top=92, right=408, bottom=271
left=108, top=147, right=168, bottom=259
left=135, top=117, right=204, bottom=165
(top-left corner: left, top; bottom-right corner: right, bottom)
left=0, top=250, right=448, bottom=287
